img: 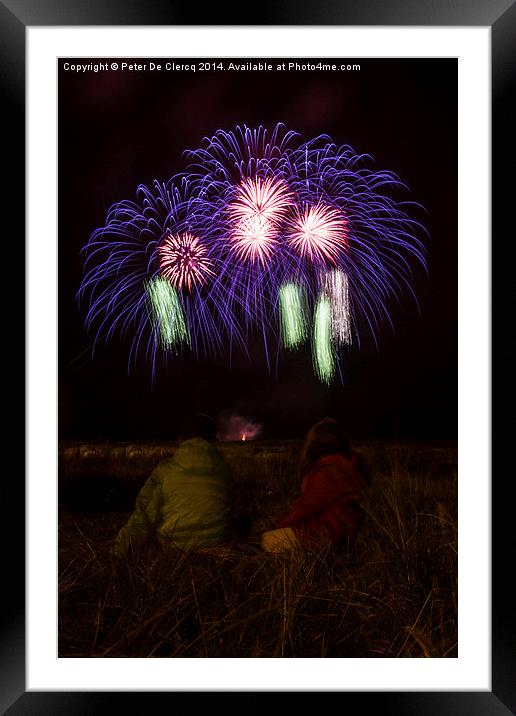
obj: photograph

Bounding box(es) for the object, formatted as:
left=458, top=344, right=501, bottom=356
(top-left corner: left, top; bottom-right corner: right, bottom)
left=57, top=56, right=459, bottom=660
left=4, top=5, right=507, bottom=708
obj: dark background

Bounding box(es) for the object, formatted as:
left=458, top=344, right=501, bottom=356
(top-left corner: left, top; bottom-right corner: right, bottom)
left=58, top=58, right=457, bottom=442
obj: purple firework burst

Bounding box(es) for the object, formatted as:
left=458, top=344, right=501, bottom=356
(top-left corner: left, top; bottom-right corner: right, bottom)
left=78, top=177, right=245, bottom=374
left=285, top=135, right=428, bottom=343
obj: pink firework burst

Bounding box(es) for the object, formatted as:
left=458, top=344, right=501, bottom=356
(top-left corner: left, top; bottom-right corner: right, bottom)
left=229, top=176, right=292, bottom=224
left=228, top=176, right=292, bottom=263
left=230, top=215, right=277, bottom=263
left=158, top=232, right=215, bottom=290
left=288, top=203, right=348, bottom=263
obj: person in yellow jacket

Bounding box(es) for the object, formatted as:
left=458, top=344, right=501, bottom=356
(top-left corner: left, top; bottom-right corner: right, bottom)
left=113, top=414, right=232, bottom=556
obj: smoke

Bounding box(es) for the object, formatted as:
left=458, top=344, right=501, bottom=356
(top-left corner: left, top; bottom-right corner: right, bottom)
left=217, top=412, right=263, bottom=442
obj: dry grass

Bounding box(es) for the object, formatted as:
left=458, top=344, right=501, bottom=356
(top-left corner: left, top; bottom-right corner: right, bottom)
left=58, top=440, right=457, bottom=658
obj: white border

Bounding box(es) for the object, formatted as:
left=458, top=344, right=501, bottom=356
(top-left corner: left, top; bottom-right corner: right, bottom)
left=27, top=27, right=490, bottom=691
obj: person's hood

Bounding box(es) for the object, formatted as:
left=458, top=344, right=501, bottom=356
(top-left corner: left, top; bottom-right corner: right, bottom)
left=312, top=452, right=369, bottom=488
left=315, top=453, right=355, bottom=470
left=172, top=437, right=223, bottom=473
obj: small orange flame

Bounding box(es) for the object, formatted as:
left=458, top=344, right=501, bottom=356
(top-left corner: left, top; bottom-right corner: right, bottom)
left=241, top=433, right=247, bottom=441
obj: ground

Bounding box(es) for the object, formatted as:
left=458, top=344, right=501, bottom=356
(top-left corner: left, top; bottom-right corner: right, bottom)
left=58, top=440, right=457, bottom=658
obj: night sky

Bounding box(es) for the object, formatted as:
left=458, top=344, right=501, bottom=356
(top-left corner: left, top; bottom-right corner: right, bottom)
left=58, top=58, right=457, bottom=442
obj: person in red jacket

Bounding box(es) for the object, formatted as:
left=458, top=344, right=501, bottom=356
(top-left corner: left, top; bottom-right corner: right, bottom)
left=261, top=418, right=372, bottom=553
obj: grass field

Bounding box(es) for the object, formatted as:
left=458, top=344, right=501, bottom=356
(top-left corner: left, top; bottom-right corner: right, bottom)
left=58, top=440, right=457, bottom=658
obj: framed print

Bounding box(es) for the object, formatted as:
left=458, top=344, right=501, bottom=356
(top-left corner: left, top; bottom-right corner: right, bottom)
left=3, top=0, right=513, bottom=711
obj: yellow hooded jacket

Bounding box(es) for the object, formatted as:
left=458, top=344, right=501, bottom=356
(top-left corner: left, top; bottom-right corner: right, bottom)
left=114, top=438, right=231, bottom=555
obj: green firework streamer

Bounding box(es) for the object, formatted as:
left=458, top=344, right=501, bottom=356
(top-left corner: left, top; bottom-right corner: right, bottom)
left=313, top=295, right=335, bottom=384
left=279, top=283, right=307, bottom=349
left=146, top=277, right=190, bottom=350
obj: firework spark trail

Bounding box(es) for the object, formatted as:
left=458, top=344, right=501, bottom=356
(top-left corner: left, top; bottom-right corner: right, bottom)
left=288, top=202, right=348, bottom=263
left=313, top=295, right=335, bottom=384
left=158, top=232, right=215, bottom=290
left=146, top=277, right=190, bottom=350
left=323, top=269, right=352, bottom=345
left=185, top=123, right=300, bottom=183
left=279, top=283, right=308, bottom=349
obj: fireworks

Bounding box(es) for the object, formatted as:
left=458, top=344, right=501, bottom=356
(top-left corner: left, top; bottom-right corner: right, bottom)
left=158, top=232, right=215, bottom=290
left=229, top=214, right=277, bottom=264
left=287, top=136, right=427, bottom=342
left=313, top=295, right=335, bottom=384
left=185, top=124, right=299, bottom=184
left=228, top=177, right=292, bottom=263
left=288, top=203, right=348, bottom=264
left=229, top=176, right=292, bottom=226
left=323, top=269, right=352, bottom=346
left=279, top=283, right=308, bottom=349
left=79, top=123, right=428, bottom=383
left=146, top=277, right=189, bottom=350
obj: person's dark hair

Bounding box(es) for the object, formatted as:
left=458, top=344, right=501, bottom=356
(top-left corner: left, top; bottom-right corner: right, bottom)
left=299, top=417, right=352, bottom=475
left=180, top=413, right=217, bottom=442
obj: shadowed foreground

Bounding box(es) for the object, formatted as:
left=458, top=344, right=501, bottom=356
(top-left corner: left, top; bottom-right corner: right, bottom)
left=58, top=441, right=457, bottom=658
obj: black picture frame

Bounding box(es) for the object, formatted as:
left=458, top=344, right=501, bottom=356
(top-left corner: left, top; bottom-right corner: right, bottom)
left=5, top=0, right=513, bottom=712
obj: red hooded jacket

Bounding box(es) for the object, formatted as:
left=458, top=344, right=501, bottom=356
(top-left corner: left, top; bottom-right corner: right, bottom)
left=274, top=450, right=371, bottom=547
